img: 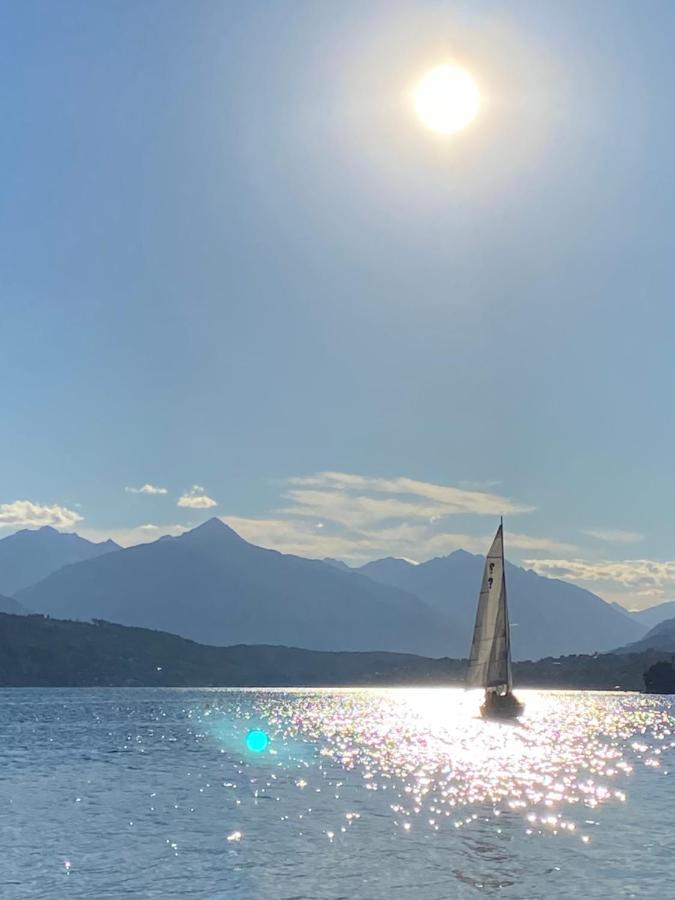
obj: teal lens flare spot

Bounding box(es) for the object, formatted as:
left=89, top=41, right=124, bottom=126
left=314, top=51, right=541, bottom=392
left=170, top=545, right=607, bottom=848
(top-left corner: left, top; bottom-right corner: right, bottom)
left=246, top=729, right=269, bottom=752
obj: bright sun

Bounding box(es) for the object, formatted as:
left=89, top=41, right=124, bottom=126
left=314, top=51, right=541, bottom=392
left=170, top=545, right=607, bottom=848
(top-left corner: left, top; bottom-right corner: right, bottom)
left=414, top=64, right=481, bottom=135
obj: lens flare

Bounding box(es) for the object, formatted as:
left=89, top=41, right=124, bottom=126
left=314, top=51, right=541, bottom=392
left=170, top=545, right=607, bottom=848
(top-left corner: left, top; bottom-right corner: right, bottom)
left=246, top=729, right=269, bottom=752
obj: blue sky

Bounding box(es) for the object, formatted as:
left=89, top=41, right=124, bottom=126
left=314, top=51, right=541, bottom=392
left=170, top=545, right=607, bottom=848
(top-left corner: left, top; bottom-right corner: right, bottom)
left=2, top=0, right=675, bottom=608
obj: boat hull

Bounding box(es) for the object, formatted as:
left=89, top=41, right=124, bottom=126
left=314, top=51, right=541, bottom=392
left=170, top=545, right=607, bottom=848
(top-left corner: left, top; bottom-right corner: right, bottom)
left=480, top=692, right=524, bottom=720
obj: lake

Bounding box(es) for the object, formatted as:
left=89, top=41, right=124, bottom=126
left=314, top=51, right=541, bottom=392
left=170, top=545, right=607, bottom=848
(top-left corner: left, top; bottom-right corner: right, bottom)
left=1, top=688, right=674, bottom=898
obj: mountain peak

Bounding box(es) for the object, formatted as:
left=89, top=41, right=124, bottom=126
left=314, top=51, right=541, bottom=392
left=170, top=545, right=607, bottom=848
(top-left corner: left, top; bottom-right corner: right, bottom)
left=0, top=524, right=120, bottom=595
left=185, top=518, right=246, bottom=542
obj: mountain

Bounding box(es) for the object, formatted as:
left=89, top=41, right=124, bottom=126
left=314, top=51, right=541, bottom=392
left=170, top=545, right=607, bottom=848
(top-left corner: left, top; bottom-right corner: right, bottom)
left=322, top=558, right=352, bottom=571
left=616, top=616, right=675, bottom=653
left=0, top=526, right=120, bottom=596
left=610, top=601, right=638, bottom=621
left=14, top=520, right=646, bottom=659
left=0, top=594, right=24, bottom=615
left=356, top=549, right=645, bottom=659
left=17, top=519, right=453, bottom=656
left=630, top=601, right=675, bottom=630
left=0, top=612, right=665, bottom=690
left=359, top=557, right=417, bottom=582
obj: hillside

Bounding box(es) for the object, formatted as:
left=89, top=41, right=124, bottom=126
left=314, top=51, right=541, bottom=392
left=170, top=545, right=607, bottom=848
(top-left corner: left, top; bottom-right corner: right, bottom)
left=0, top=525, right=120, bottom=595
left=617, top=616, right=675, bottom=654
left=0, top=594, right=24, bottom=615
left=0, top=612, right=667, bottom=690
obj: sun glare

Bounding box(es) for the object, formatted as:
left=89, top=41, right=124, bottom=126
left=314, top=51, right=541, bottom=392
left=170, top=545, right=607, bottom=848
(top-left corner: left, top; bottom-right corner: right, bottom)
left=414, top=64, right=480, bottom=135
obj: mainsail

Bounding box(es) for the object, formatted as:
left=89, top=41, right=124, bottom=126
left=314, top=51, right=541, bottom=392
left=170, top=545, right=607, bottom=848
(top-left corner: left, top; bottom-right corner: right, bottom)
left=466, top=523, right=512, bottom=691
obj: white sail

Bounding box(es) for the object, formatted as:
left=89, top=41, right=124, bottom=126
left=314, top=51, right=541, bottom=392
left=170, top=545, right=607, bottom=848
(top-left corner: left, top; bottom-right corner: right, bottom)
left=466, top=523, right=512, bottom=691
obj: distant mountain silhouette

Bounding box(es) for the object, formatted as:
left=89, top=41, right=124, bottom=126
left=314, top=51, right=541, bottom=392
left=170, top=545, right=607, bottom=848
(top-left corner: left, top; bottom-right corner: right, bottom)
left=359, top=557, right=417, bottom=582
left=17, top=519, right=453, bottom=656
left=14, top=520, right=646, bottom=659
left=630, top=601, right=675, bottom=630
left=0, top=594, right=24, bottom=615
left=0, top=525, right=120, bottom=596
left=616, top=615, right=675, bottom=653
left=322, top=558, right=352, bottom=571
left=356, top=549, right=645, bottom=659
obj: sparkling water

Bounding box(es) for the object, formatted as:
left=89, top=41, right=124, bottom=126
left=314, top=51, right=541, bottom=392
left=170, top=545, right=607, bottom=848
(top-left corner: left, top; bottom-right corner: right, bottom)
left=2, top=688, right=674, bottom=898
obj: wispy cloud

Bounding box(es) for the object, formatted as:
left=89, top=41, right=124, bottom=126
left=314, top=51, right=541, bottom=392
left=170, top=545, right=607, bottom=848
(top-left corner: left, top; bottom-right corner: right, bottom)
left=581, top=528, right=644, bottom=544
left=125, top=484, right=168, bottom=495
left=213, top=470, right=552, bottom=562
left=524, top=557, right=675, bottom=608
left=177, top=485, right=217, bottom=509
left=222, top=515, right=572, bottom=563
left=458, top=479, right=503, bottom=490
left=0, top=500, right=82, bottom=529
left=287, top=472, right=532, bottom=519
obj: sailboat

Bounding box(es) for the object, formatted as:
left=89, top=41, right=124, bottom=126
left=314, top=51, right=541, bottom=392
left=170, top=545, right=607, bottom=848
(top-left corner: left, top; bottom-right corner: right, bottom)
left=466, top=519, right=524, bottom=719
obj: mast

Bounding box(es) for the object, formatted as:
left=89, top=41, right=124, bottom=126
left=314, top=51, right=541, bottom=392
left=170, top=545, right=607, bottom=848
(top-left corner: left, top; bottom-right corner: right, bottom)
left=501, top=518, right=513, bottom=692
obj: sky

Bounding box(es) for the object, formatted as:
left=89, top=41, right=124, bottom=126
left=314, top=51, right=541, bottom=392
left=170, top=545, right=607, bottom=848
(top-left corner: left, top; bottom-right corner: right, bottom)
left=2, top=0, right=675, bottom=609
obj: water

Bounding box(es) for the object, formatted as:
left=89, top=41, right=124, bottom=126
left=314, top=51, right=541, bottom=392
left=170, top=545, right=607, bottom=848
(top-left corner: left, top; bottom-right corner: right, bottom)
left=1, top=688, right=674, bottom=899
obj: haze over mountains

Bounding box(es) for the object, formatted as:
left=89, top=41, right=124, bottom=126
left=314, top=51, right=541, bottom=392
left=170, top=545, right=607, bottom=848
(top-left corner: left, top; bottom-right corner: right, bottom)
left=8, top=518, right=647, bottom=659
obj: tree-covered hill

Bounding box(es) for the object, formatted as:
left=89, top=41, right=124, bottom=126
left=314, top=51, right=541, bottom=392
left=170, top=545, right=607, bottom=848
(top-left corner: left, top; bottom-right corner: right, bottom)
left=0, top=612, right=671, bottom=690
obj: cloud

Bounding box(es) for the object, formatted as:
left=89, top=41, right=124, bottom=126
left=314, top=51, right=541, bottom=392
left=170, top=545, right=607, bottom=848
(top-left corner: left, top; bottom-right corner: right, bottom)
left=505, top=532, right=579, bottom=554
left=523, top=557, right=675, bottom=608
left=212, top=471, right=564, bottom=562
left=125, top=484, right=168, bottom=495
left=222, top=512, right=574, bottom=563
left=458, top=479, right=503, bottom=490
left=581, top=529, right=644, bottom=544
left=177, top=485, right=217, bottom=509
left=212, top=472, right=558, bottom=562
left=286, top=472, right=533, bottom=518
left=0, top=500, right=82, bottom=529
left=223, top=516, right=370, bottom=559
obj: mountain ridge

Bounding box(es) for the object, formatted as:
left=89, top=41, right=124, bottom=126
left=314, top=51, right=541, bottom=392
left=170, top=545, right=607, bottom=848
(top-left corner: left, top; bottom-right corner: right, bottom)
left=355, top=547, right=644, bottom=658
left=17, top=519, right=453, bottom=657
left=0, top=525, right=121, bottom=596
left=15, top=518, right=644, bottom=659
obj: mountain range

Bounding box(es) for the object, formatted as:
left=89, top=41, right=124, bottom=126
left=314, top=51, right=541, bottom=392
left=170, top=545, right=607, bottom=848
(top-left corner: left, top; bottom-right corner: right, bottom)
left=16, top=520, right=452, bottom=656
left=629, top=601, right=675, bottom=629
left=618, top=615, right=675, bottom=654
left=7, top=517, right=647, bottom=659
left=354, top=552, right=645, bottom=658
left=0, top=525, right=119, bottom=596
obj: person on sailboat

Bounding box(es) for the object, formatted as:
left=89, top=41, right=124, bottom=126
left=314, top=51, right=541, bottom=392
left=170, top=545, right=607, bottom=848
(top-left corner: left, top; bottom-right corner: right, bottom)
left=466, top=519, right=524, bottom=719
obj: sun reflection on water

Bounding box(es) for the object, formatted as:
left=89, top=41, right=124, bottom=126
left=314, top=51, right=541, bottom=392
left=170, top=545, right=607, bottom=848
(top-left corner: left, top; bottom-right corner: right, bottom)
left=206, top=688, right=674, bottom=848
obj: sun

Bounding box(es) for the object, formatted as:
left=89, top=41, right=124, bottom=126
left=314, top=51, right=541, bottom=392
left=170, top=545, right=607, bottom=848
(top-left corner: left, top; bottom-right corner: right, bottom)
left=414, top=64, right=481, bottom=135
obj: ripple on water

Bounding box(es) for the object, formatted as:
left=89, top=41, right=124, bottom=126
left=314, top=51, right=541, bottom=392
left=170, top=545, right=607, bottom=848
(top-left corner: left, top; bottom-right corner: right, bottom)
left=0, top=688, right=673, bottom=900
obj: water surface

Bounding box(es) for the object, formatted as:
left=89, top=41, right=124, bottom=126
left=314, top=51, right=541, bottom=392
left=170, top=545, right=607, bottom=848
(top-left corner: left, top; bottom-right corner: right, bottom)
left=1, top=688, right=673, bottom=898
